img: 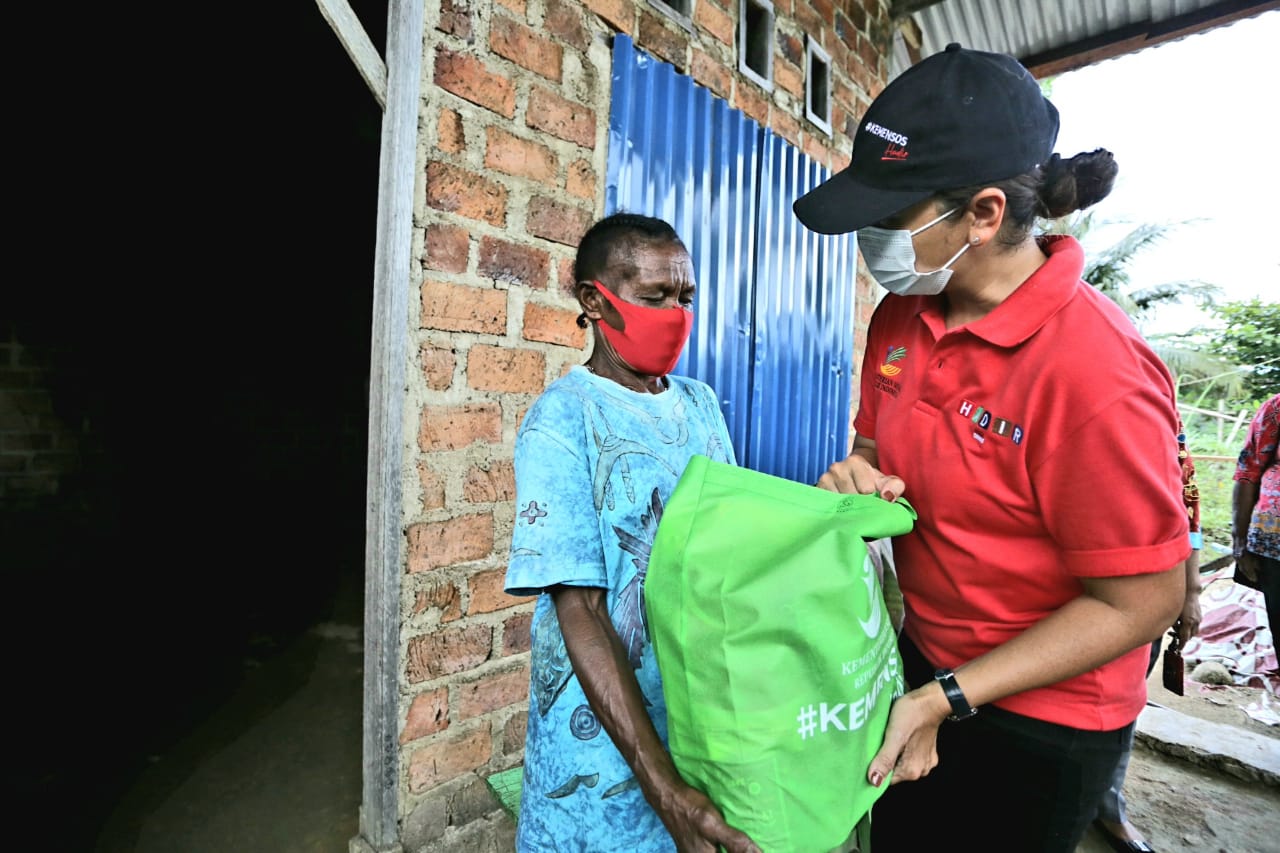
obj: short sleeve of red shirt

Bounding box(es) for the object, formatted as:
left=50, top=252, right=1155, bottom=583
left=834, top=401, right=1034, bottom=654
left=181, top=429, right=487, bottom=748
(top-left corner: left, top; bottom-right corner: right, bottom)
left=1032, top=384, right=1188, bottom=577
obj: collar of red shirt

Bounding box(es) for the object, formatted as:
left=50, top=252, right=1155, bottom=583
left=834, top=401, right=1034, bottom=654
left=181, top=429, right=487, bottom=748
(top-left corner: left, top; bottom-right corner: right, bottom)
left=914, top=234, right=1085, bottom=348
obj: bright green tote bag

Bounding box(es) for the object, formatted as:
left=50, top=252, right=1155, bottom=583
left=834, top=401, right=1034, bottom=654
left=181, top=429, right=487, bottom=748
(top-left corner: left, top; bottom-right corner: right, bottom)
left=645, top=455, right=917, bottom=852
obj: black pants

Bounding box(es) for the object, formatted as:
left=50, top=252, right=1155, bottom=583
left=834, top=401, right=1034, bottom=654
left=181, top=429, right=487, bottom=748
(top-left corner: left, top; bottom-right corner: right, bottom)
left=869, top=635, right=1132, bottom=853
left=1253, top=555, right=1280, bottom=641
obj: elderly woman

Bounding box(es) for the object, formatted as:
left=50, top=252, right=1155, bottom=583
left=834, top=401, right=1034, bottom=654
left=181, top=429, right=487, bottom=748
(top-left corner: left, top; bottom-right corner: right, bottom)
left=794, top=44, right=1189, bottom=852
left=504, top=213, right=759, bottom=853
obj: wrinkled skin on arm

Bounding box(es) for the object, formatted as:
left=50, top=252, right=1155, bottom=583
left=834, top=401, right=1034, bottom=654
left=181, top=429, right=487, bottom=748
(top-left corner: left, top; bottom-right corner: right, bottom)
left=550, top=585, right=761, bottom=853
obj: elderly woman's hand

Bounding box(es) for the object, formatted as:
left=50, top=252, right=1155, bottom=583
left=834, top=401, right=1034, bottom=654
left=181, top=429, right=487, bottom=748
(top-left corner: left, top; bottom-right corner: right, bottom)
left=816, top=451, right=905, bottom=502
left=654, top=782, right=761, bottom=853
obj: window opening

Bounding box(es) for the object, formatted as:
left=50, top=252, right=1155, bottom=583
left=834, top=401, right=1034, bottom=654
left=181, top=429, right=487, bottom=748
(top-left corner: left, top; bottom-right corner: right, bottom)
left=805, top=36, right=832, bottom=135
left=649, top=0, right=693, bottom=27
left=739, top=0, right=775, bottom=91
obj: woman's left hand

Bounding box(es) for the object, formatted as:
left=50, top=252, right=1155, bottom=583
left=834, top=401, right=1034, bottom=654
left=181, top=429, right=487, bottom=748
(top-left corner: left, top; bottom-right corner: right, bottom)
left=865, top=684, right=948, bottom=787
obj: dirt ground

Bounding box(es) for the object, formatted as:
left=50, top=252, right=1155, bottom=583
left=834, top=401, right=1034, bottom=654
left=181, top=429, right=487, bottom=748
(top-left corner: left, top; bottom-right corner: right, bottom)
left=1073, top=631, right=1280, bottom=853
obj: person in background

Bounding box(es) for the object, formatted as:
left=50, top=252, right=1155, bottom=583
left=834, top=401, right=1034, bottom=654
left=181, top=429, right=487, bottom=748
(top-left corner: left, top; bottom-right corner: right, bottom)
left=793, top=43, right=1189, bottom=852
left=1233, top=392, right=1280, bottom=637
left=1092, top=420, right=1203, bottom=853
left=503, top=213, right=759, bottom=853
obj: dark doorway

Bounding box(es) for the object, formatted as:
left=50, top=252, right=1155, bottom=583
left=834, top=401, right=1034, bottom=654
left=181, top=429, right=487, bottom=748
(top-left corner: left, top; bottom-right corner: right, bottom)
left=4, top=4, right=387, bottom=848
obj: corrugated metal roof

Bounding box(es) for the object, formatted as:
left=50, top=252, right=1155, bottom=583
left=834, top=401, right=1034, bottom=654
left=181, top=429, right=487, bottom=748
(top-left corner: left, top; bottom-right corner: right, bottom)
left=890, top=0, right=1278, bottom=78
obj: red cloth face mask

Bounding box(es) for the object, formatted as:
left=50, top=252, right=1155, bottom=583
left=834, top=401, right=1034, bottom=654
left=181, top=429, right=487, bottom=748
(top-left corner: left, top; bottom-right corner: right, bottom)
left=593, top=280, right=694, bottom=376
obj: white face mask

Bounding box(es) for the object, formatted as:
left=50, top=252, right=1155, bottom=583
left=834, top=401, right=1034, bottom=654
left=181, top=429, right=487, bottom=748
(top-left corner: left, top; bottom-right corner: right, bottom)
left=857, top=207, right=970, bottom=296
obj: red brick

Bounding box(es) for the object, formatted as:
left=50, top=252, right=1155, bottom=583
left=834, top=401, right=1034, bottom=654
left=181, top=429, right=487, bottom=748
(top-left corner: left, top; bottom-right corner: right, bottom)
left=848, top=0, right=867, bottom=33
left=856, top=32, right=880, bottom=77
left=691, top=48, right=732, bottom=100
left=484, top=127, right=557, bottom=184
left=437, top=108, right=466, bottom=154
left=779, top=32, right=804, bottom=65
left=418, top=461, right=447, bottom=510
left=502, top=612, right=533, bottom=656
left=490, top=14, right=563, bottom=82
left=523, top=301, right=586, bottom=348
left=425, top=161, right=507, bottom=227
left=496, top=0, right=525, bottom=12
left=458, top=666, right=530, bottom=719
left=402, top=688, right=450, bottom=743
left=425, top=223, right=469, bottom=273
left=469, top=567, right=533, bottom=614
left=583, top=0, right=634, bottom=33
left=418, top=404, right=502, bottom=453
left=694, top=0, right=734, bottom=46
left=775, top=60, right=803, bottom=99
left=421, top=280, right=507, bottom=335
left=408, top=726, right=492, bottom=793
left=413, top=577, right=462, bottom=622
left=420, top=345, right=456, bottom=391
left=467, top=345, right=546, bottom=393
left=434, top=48, right=516, bottom=118
left=463, top=459, right=516, bottom=503
left=526, top=196, right=592, bottom=247
left=557, top=258, right=576, bottom=295
left=794, top=1, right=823, bottom=36
left=407, top=624, right=494, bottom=682
left=638, top=11, right=688, bottom=70
left=478, top=235, right=551, bottom=289
left=810, top=0, right=834, bottom=26
left=772, top=107, right=801, bottom=148
left=835, top=10, right=857, bottom=51
left=733, top=82, right=770, bottom=128
left=803, top=134, right=829, bottom=167
left=566, top=159, right=595, bottom=200
left=503, top=711, right=527, bottom=754
left=437, top=0, right=474, bottom=40
left=545, top=0, right=590, bottom=52
left=527, top=87, right=597, bottom=149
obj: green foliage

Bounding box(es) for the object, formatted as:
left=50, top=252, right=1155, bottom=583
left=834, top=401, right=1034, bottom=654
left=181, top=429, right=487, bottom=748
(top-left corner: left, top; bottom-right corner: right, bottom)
left=1182, top=412, right=1256, bottom=551
left=1191, top=457, right=1234, bottom=551
left=1042, top=211, right=1239, bottom=393
left=1202, top=298, right=1280, bottom=405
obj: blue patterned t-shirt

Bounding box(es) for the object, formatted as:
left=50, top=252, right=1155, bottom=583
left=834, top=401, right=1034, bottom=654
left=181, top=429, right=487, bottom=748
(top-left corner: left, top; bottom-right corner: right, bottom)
left=506, top=366, right=736, bottom=852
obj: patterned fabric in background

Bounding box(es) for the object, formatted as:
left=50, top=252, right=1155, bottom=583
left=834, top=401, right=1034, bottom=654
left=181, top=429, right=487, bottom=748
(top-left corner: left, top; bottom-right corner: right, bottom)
left=1234, top=393, right=1280, bottom=560
left=1183, top=565, right=1278, bottom=696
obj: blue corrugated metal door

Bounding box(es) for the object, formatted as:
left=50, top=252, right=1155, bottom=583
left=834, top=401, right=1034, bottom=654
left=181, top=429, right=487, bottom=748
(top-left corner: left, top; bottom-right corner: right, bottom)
left=605, top=35, right=855, bottom=484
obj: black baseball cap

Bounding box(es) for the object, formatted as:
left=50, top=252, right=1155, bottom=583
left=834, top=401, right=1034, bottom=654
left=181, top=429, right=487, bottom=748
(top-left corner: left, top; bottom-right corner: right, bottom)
left=793, top=42, right=1060, bottom=235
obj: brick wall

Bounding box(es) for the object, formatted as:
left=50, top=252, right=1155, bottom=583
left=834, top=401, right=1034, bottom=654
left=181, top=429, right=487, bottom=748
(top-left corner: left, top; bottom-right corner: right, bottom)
left=0, top=332, right=83, bottom=504
left=401, top=0, right=889, bottom=846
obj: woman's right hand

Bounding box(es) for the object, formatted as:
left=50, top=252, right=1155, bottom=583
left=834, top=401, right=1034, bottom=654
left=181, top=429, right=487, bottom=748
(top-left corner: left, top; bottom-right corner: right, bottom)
left=816, top=452, right=905, bottom=501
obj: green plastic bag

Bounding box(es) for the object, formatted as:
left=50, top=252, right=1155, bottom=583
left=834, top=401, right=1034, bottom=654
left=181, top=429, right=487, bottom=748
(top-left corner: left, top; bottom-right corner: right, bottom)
left=645, top=455, right=917, bottom=852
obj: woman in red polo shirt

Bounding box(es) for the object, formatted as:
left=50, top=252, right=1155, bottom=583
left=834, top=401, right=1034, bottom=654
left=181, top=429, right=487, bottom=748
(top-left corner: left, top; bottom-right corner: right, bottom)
left=793, top=44, right=1188, bottom=853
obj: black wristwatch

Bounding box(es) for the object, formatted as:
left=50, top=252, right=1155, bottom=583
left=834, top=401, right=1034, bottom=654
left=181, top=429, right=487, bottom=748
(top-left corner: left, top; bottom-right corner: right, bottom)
left=934, top=668, right=978, bottom=721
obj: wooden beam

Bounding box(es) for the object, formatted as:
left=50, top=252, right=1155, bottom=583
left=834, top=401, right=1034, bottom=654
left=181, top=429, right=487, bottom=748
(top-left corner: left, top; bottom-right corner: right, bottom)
left=315, top=0, right=388, bottom=110
left=359, top=0, right=423, bottom=848
left=1021, top=0, right=1280, bottom=78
